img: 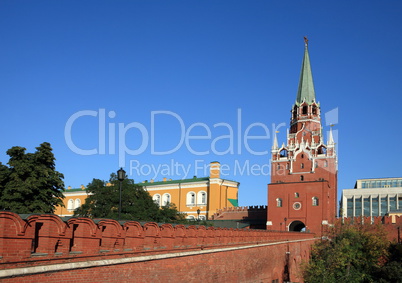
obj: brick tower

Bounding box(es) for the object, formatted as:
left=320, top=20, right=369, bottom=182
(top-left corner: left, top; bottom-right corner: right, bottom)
left=267, top=39, right=337, bottom=235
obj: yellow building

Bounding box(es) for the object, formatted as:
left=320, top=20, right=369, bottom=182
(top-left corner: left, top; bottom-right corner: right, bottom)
left=54, top=185, right=89, bottom=217
left=55, top=161, right=239, bottom=220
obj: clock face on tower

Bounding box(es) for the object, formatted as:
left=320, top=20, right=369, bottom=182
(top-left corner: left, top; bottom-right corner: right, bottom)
left=293, top=202, right=302, bottom=210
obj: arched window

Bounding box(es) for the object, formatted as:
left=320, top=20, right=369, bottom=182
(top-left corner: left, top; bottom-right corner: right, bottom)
left=153, top=194, right=161, bottom=206
left=301, top=163, right=304, bottom=169
left=301, top=175, right=304, bottom=181
left=67, top=199, right=74, bottom=210
left=197, top=191, right=207, bottom=205
left=74, top=198, right=81, bottom=209
left=187, top=192, right=196, bottom=206
left=312, top=197, right=319, bottom=206
left=317, top=146, right=327, bottom=155
left=295, top=192, right=299, bottom=198
left=312, top=105, right=317, bottom=115
left=276, top=198, right=282, bottom=207
left=162, top=193, right=171, bottom=206
left=302, top=105, right=308, bottom=114
left=280, top=149, right=288, bottom=158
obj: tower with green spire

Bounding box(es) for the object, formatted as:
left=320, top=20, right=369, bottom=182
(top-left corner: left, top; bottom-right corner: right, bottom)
left=267, top=38, right=338, bottom=235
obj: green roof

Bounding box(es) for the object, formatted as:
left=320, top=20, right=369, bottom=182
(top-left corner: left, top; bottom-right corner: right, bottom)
left=295, top=44, right=316, bottom=105
left=137, top=177, right=210, bottom=186
left=228, top=198, right=239, bottom=207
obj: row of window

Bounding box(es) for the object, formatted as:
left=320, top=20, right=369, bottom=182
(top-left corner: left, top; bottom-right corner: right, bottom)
left=346, top=195, right=402, bottom=217
left=360, top=179, right=402, bottom=189
left=276, top=161, right=328, bottom=170
left=276, top=197, right=319, bottom=207
left=152, top=191, right=208, bottom=207
left=67, top=198, right=81, bottom=211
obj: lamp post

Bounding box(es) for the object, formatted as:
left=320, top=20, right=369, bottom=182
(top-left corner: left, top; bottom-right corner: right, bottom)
left=117, top=168, right=126, bottom=220
left=197, top=209, right=200, bottom=221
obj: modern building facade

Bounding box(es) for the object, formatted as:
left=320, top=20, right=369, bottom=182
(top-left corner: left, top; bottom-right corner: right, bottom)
left=340, top=177, right=402, bottom=218
left=55, top=161, right=239, bottom=220
left=267, top=39, right=338, bottom=234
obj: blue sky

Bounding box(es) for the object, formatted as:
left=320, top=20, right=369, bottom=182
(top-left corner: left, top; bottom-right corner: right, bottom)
left=1, top=1, right=401, bottom=207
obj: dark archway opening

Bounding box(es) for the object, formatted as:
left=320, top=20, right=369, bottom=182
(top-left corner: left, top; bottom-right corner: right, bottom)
left=289, top=220, right=306, bottom=232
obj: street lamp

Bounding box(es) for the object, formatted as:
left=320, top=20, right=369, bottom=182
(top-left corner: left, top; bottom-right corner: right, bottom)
left=197, top=209, right=200, bottom=221
left=117, top=168, right=126, bottom=220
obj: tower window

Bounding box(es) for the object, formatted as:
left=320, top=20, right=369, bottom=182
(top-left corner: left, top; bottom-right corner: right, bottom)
left=300, top=175, right=304, bottom=181
left=312, top=197, right=319, bottom=206
left=318, top=146, right=327, bottom=155
left=324, top=160, right=328, bottom=167
left=312, top=106, right=317, bottom=115
left=280, top=149, right=288, bottom=157
left=276, top=198, right=282, bottom=207
left=301, top=163, right=304, bottom=169
left=295, top=192, right=299, bottom=198
left=302, top=105, right=308, bottom=114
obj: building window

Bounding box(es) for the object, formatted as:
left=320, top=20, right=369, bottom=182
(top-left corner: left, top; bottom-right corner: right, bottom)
left=280, top=149, right=288, bottom=157
left=312, top=197, right=319, bottom=206
left=276, top=198, right=282, bottom=207
left=300, top=175, right=304, bottom=181
left=347, top=198, right=353, bottom=217
left=198, top=191, right=207, bottom=205
left=153, top=194, right=161, bottom=206
left=363, top=197, right=370, bottom=216
left=74, top=198, right=81, bottom=209
left=187, top=192, right=196, bottom=206
left=301, top=163, right=304, bottom=169
left=324, top=160, right=328, bottom=167
left=67, top=199, right=74, bottom=211
left=295, top=192, right=299, bottom=198
left=302, top=105, right=308, bottom=114
left=162, top=193, right=171, bottom=206
left=355, top=197, right=362, bottom=217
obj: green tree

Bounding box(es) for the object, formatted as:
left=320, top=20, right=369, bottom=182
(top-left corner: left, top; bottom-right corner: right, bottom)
left=0, top=142, right=65, bottom=213
left=302, top=224, right=390, bottom=283
left=74, top=174, right=186, bottom=223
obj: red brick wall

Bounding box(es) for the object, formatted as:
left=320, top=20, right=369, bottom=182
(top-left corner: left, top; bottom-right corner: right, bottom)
left=0, top=212, right=315, bottom=282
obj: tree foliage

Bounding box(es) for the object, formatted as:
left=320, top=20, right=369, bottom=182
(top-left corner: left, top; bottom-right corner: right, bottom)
left=0, top=142, right=65, bottom=213
left=74, top=174, right=186, bottom=223
left=302, top=223, right=402, bottom=283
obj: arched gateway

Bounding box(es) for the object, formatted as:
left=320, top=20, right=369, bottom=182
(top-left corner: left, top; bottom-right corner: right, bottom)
left=288, top=221, right=306, bottom=232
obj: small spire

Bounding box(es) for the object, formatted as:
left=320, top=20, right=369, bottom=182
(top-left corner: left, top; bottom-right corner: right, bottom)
left=328, top=125, right=335, bottom=145
left=272, top=131, right=279, bottom=150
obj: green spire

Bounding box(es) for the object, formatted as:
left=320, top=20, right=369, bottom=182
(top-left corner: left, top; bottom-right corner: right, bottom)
left=296, top=38, right=316, bottom=105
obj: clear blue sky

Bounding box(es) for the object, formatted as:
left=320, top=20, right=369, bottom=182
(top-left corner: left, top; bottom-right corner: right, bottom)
left=1, top=1, right=401, bottom=207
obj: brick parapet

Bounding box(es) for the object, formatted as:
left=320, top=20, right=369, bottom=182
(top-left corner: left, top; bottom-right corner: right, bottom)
left=0, top=211, right=312, bottom=270
left=212, top=205, right=267, bottom=220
